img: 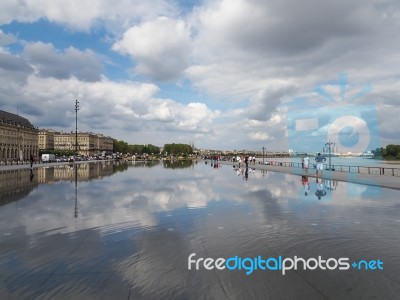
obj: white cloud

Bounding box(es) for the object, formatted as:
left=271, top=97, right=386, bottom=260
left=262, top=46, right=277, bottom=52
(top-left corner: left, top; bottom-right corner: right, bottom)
left=0, top=50, right=34, bottom=91
left=140, top=100, right=219, bottom=133
left=377, top=105, right=400, bottom=141
left=0, top=29, right=16, bottom=46
left=113, top=17, right=191, bottom=81
left=23, top=42, right=103, bottom=81
left=0, top=0, right=400, bottom=149
left=0, top=69, right=220, bottom=145
left=176, top=102, right=219, bottom=130
left=247, top=81, right=298, bottom=121
left=142, top=101, right=175, bottom=122
left=0, top=0, right=177, bottom=31
left=249, top=131, right=269, bottom=141
left=0, top=0, right=100, bottom=30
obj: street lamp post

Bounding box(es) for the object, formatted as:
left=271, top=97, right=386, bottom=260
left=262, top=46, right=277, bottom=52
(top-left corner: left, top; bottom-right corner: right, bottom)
left=75, top=99, right=79, bottom=155
left=324, top=141, right=335, bottom=171
left=74, top=99, right=79, bottom=218
left=262, top=146, right=265, bottom=164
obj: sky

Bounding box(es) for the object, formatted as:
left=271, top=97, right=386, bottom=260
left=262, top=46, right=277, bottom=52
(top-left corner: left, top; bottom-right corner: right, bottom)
left=0, top=0, right=399, bottom=153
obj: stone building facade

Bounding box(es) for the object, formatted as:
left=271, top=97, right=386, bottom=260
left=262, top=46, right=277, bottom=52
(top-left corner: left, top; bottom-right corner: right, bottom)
left=0, top=110, right=39, bottom=161
left=53, top=132, right=113, bottom=156
left=96, top=134, right=113, bottom=156
left=38, top=129, right=55, bottom=151
left=0, top=110, right=113, bottom=160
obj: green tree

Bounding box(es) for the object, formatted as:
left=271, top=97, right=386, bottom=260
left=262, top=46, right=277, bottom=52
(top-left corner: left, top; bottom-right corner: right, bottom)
left=163, top=143, right=193, bottom=156
left=385, top=144, right=397, bottom=158
left=112, top=140, right=162, bottom=155
left=113, top=140, right=129, bottom=153
left=381, top=147, right=387, bottom=157
left=372, top=147, right=382, bottom=157
left=381, top=144, right=400, bottom=159
left=130, top=144, right=144, bottom=154
left=142, top=144, right=160, bottom=154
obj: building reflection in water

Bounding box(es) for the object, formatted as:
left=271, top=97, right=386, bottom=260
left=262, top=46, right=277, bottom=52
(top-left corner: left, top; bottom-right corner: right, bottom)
left=0, top=162, right=125, bottom=207
left=0, top=168, right=39, bottom=205
left=36, top=162, right=117, bottom=184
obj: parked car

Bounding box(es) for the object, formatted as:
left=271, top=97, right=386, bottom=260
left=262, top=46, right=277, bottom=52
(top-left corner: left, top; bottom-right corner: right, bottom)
left=42, top=154, right=56, bottom=163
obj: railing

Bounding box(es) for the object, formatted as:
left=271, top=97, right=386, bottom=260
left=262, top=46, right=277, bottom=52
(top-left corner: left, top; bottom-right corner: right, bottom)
left=264, top=161, right=400, bottom=177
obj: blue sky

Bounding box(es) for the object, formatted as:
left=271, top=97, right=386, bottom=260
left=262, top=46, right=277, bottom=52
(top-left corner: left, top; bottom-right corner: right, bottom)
left=0, top=0, right=399, bottom=152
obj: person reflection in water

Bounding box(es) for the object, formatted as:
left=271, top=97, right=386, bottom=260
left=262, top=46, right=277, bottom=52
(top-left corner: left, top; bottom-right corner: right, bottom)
left=302, top=175, right=309, bottom=196
left=244, top=167, right=249, bottom=180
left=30, top=169, right=34, bottom=182
left=315, top=178, right=327, bottom=200
left=235, top=166, right=241, bottom=176
left=303, top=154, right=310, bottom=175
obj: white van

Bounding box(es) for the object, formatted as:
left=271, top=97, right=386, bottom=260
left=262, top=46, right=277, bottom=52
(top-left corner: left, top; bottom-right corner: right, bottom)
left=42, top=154, right=56, bottom=163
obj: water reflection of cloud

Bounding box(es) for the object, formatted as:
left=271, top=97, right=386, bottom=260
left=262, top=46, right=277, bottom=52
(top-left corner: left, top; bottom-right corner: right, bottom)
left=1, top=162, right=400, bottom=299
left=0, top=164, right=223, bottom=237
left=0, top=162, right=397, bottom=240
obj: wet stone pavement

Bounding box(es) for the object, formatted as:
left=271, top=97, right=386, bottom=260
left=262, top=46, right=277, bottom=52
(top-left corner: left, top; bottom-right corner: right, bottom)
left=0, top=161, right=399, bottom=299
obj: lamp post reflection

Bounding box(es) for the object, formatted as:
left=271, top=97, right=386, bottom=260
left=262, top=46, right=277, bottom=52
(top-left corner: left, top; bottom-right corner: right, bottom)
left=325, top=179, right=337, bottom=192
left=261, top=169, right=267, bottom=177
left=74, top=164, right=78, bottom=218
left=262, top=146, right=265, bottom=164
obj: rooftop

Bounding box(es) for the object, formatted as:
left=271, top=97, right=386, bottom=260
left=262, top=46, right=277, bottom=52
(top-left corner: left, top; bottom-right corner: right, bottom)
left=0, top=110, right=36, bottom=129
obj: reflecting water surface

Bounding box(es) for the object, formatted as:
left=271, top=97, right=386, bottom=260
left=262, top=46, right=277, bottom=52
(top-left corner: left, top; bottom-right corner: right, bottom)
left=0, top=161, right=399, bottom=299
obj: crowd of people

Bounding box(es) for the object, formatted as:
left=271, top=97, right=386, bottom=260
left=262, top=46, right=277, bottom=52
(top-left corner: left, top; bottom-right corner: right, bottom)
left=203, top=152, right=331, bottom=196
